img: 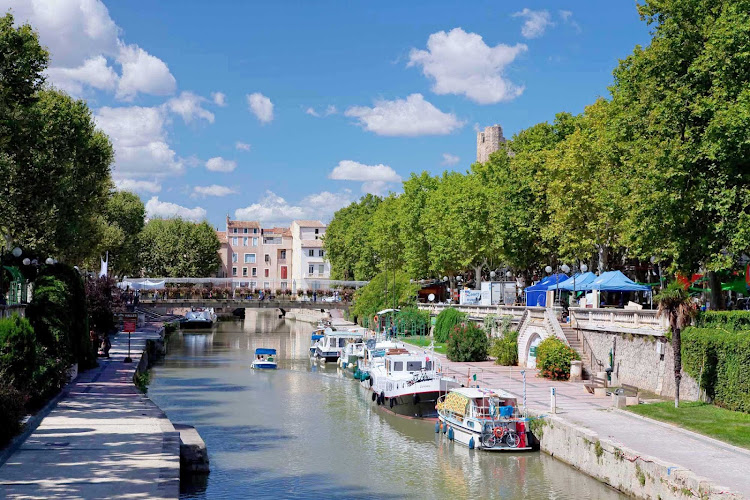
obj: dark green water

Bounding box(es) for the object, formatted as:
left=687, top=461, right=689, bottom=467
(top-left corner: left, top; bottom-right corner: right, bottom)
left=148, top=311, right=625, bottom=500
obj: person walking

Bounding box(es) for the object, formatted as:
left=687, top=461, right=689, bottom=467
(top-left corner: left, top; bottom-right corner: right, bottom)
left=313, top=290, right=317, bottom=302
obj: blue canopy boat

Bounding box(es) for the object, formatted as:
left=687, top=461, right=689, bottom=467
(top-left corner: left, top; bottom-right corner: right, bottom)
left=251, top=348, right=277, bottom=369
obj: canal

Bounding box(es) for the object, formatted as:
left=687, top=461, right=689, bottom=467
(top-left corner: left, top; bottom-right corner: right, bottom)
left=148, top=311, right=625, bottom=500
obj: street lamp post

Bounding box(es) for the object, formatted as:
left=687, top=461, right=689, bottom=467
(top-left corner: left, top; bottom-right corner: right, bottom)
left=443, top=275, right=449, bottom=303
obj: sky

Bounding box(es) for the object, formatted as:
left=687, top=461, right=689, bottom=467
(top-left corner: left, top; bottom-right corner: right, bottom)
left=4, top=1, right=651, bottom=229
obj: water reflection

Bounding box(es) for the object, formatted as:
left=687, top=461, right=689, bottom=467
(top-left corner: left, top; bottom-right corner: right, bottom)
left=148, top=311, right=624, bottom=500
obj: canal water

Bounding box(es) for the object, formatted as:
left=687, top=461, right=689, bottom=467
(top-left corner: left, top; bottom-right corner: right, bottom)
left=148, top=311, right=625, bottom=500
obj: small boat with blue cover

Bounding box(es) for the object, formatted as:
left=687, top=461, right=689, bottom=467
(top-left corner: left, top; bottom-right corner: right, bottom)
left=251, top=348, right=277, bottom=369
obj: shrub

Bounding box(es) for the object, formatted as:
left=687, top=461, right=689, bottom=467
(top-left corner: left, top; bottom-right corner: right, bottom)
left=0, top=383, right=26, bottom=446
left=682, top=327, right=750, bottom=412
left=0, top=316, right=38, bottom=390
left=490, top=330, right=519, bottom=366
left=394, top=307, right=430, bottom=336
left=434, top=308, right=466, bottom=343
left=695, top=311, right=750, bottom=331
left=536, top=337, right=580, bottom=380
left=446, top=322, right=489, bottom=362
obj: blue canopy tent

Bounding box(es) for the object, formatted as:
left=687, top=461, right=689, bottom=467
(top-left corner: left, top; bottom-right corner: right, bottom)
left=255, top=348, right=277, bottom=355
left=588, top=271, right=651, bottom=292
left=525, top=273, right=570, bottom=307
left=547, top=272, right=597, bottom=292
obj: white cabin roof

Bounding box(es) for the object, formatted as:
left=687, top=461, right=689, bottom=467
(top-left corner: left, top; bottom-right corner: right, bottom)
left=451, top=387, right=517, bottom=400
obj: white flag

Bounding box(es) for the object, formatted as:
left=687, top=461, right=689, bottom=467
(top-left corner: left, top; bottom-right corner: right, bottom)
left=99, top=251, right=108, bottom=278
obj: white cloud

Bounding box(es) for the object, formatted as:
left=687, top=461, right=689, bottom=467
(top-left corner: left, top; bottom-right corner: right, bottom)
left=45, top=55, right=118, bottom=94
left=247, top=92, right=274, bottom=123
left=145, top=197, right=206, bottom=221
left=211, top=91, right=227, bottom=106
left=166, top=91, right=215, bottom=124
left=559, top=10, right=581, bottom=33
left=345, top=94, right=463, bottom=136
left=116, top=43, right=177, bottom=100
left=441, top=153, right=460, bottom=166
left=306, top=105, right=337, bottom=117
left=407, top=28, right=527, bottom=104
left=4, top=0, right=178, bottom=100
left=235, top=190, right=352, bottom=226
left=115, top=178, right=162, bottom=193
left=512, top=9, right=554, bottom=39
left=330, top=160, right=401, bottom=195
left=192, top=185, right=237, bottom=198
left=205, top=157, right=237, bottom=172
left=235, top=142, right=251, bottom=152
left=95, top=106, right=183, bottom=178
left=559, top=10, right=573, bottom=22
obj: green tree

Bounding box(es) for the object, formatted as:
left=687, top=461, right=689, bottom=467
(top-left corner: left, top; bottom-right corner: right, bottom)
left=369, top=194, right=404, bottom=273
left=103, top=191, right=146, bottom=276
left=139, top=219, right=220, bottom=277
left=350, top=270, right=418, bottom=325
left=0, top=14, right=114, bottom=263
left=655, top=282, right=695, bottom=408
left=324, top=194, right=381, bottom=280
left=610, top=0, right=750, bottom=276
left=398, top=172, right=438, bottom=279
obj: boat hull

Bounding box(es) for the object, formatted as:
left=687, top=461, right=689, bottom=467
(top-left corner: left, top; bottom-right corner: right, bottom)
left=437, top=415, right=533, bottom=452
left=384, top=390, right=441, bottom=418
left=180, top=320, right=214, bottom=329
left=251, top=361, right=277, bottom=369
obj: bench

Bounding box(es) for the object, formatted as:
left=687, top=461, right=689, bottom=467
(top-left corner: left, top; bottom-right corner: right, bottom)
left=583, top=376, right=607, bottom=394
left=620, top=384, right=639, bottom=397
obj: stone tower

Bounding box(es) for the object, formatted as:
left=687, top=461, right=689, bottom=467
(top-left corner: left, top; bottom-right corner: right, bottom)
left=476, top=124, right=506, bottom=163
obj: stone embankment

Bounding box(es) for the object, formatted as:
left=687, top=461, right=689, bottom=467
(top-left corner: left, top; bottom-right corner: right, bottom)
left=0, top=322, right=208, bottom=499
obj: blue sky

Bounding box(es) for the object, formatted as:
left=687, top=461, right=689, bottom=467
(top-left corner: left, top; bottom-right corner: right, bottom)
left=5, top=1, right=651, bottom=228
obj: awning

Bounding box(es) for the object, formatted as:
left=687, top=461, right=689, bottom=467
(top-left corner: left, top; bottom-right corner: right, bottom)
left=588, top=271, right=651, bottom=292
left=547, top=272, right=597, bottom=291
left=255, top=348, right=277, bottom=355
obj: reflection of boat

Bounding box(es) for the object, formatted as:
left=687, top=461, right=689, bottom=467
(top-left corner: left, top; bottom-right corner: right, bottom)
left=180, top=308, right=217, bottom=328
left=436, top=387, right=533, bottom=451
left=314, top=331, right=364, bottom=363
left=251, top=348, right=277, bottom=369
left=364, top=346, right=459, bottom=418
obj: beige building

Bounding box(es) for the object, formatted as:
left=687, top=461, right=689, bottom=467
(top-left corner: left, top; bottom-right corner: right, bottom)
left=216, top=217, right=329, bottom=291
left=476, top=124, right=507, bottom=163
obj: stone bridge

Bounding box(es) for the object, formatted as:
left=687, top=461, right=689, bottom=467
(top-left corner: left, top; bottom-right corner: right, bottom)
left=137, top=298, right=347, bottom=318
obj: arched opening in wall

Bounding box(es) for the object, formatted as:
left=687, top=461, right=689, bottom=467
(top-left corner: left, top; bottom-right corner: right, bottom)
left=525, top=333, right=542, bottom=369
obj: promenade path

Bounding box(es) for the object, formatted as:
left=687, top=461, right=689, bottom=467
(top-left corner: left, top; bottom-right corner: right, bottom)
left=404, top=345, right=750, bottom=498
left=0, top=324, right=180, bottom=500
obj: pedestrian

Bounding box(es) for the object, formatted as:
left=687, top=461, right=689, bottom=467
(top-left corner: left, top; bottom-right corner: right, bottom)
left=313, top=290, right=317, bottom=302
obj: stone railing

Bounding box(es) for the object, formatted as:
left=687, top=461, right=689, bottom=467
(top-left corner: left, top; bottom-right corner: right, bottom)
left=544, top=309, right=569, bottom=344
left=418, top=303, right=527, bottom=323
left=0, top=304, right=27, bottom=318
left=569, top=307, right=668, bottom=336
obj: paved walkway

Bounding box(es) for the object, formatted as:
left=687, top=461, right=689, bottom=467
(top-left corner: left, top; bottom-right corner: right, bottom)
left=405, top=345, right=750, bottom=497
left=0, top=325, right=179, bottom=500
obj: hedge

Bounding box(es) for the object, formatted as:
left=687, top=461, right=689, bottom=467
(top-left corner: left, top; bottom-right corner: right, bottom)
left=682, top=326, right=750, bottom=413
left=490, top=330, right=519, bottom=366
left=536, top=337, right=580, bottom=380
left=695, top=311, right=750, bottom=331
left=446, top=322, right=488, bottom=362
left=434, top=308, right=466, bottom=343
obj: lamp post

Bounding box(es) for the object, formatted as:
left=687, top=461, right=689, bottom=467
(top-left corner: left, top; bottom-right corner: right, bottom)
left=443, top=275, right=449, bottom=303
left=560, top=263, right=571, bottom=307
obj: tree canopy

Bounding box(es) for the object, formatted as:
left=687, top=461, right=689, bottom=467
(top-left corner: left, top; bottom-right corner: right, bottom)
left=139, top=218, right=221, bottom=277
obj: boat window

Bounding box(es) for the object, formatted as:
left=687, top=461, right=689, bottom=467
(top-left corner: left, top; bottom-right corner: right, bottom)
left=393, top=361, right=403, bottom=371
left=425, top=361, right=433, bottom=371
left=406, top=361, right=422, bottom=371
left=339, top=338, right=346, bottom=347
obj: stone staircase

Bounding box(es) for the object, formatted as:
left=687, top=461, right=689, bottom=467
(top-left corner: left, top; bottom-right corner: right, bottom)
left=561, top=325, right=591, bottom=380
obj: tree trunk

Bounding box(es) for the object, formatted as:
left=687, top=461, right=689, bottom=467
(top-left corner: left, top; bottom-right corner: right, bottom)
left=708, top=271, right=724, bottom=310
left=597, top=245, right=610, bottom=274
left=474, top=264, right=482, bottom=290
left=673, top=325, right=682, bottom=408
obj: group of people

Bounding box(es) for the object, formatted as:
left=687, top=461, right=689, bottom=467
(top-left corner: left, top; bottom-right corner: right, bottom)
left=90, top=329, right=111, bottom=358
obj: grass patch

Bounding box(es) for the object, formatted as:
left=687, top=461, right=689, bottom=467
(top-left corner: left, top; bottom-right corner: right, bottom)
left=401, top=336, right=446, bottom=353
left=627, top=401, right=750, bottom=449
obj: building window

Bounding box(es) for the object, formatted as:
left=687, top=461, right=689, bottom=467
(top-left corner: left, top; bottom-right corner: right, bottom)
left=308, top=249, right=314, bottom=257
left=252, top=237, right=258, bottom=246
left=250, top=281, right=256, bottom=290
left=232, top=267, right=237, bottom=276
left=318, top=249, right=324, bottom=257
left=309, top=264, right=314, bottom=275
left=315, top=228, right=319, bottom=234
left=263, top=281, right=270, bottom=289
left=232, top=252, right=238, bottom=263
left=281, top=282, right=287, bottom=290
left=318, top=264, right=325, bottom=274
left=281, top=266, right=287, bottom=279
left=264, top=269, right=269, bottom=278
left=253, top=228, right=258, bottom=234
left=243, top=237, right=248, bottom=246
left=233, top=228, right=238, bottom=234
left=242, top=267, right=248, bottom=277
left=231, top=237, right=238, bottom=246
left=280, top=250, right=286, bottom=259
left=252, top=267, right=257, bottom=277
left=265, top=254, right=270, bottom=263
left=244, top=253, right=256, bottom=263
left=243, top=228, right=248, bottom=234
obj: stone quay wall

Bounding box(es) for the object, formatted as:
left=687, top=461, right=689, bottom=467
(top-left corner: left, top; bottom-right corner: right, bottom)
left=580, top=329, right=700, bottom=400
left=533, top=412, right=741, bottom=500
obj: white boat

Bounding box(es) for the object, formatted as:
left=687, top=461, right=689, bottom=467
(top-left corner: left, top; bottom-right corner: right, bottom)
left=251, top=348, right=277, bottom=369
left=436, top=387, right=533, bottom=451
left=362, top=345, right=458, bottom=418
left=180, top=307, right=217, bottom=328
left=314, top=330, right=364, bottom=363
left=339, top=340, right=365, bottom=370
left=309, top=326, right=328, bottom=356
